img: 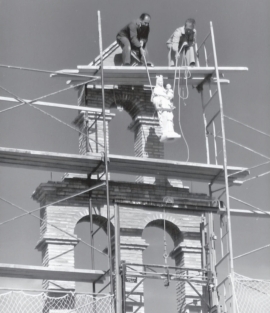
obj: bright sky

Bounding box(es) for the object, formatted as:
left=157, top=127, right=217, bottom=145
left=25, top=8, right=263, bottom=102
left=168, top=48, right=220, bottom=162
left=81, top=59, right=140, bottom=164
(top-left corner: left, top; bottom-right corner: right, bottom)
left=0, top=0, right=270, bottom=312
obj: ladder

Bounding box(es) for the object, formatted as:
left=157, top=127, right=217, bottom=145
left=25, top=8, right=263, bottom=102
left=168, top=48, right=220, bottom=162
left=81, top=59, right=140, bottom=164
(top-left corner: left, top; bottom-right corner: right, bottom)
left=197, top=22, right=237, bottom=313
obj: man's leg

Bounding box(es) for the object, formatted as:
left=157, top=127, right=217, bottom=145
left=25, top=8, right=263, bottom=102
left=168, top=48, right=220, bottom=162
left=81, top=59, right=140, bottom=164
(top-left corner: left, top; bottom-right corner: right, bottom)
left=167, top=44, right=176, bottom=66
left=184, top=46, right=196, bottom=66
left=116, top=36, right=131, bottom=65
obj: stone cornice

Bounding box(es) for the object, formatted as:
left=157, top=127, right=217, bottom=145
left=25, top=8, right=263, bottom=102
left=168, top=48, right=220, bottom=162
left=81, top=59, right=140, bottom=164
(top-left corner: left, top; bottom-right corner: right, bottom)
left=36, top=237, right=80, bottom=251
left=128, top=115, right=160, bottom=132
left=170, top=245, right=202, bottom=259
left=73, top=111, right=115, bottom=126
left=32, top=179, right=218, bottom=214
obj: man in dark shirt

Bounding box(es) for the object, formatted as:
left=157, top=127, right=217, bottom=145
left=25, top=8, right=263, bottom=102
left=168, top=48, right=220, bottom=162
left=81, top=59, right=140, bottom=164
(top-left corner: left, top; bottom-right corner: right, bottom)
left=116, top=13, right=150, bottom=65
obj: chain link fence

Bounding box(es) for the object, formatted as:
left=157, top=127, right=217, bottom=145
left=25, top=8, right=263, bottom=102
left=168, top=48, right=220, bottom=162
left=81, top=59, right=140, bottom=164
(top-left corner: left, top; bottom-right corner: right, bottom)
left=234, top=273, right=270, bottom=313
left=0, top=291, right=114, bottom=313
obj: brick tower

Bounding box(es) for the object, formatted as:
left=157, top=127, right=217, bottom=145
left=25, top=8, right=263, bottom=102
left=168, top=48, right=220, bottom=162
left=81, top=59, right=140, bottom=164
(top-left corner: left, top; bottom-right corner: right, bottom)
left=32, top=42, right=220, bottom=313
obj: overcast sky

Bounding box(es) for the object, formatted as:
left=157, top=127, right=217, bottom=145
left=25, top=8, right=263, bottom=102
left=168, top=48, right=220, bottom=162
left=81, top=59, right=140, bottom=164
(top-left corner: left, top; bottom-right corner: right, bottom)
left=0, top=0, right=270, bottom=312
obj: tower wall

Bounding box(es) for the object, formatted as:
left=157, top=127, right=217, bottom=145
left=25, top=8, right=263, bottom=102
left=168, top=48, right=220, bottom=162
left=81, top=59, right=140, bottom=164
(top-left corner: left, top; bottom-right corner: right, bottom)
left=33, top=85, right=212, bottom=313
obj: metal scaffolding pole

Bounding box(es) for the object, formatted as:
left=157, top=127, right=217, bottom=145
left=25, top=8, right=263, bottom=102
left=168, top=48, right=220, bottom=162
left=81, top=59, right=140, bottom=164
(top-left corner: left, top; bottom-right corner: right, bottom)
left=114, top=203, right=122, bottom=313
left=97, top=10, right=113, bottom=294
left=88, top=195, right=95, bottom=269
left=210, top=21, right=236, bottom=312
left=200, top=89, right=210, bottom=164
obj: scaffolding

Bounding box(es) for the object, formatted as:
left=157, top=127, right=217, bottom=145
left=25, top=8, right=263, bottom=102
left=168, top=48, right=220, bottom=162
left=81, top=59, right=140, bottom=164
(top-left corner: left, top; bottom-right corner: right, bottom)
left=0, top=12, right=269, bottom=313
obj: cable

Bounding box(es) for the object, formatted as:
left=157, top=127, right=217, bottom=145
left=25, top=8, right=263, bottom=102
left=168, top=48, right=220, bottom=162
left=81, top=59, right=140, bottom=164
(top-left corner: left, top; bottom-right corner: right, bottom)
left=230, top=195, right=270, bottom=216
left=234, top=244, right=270, bottom=260
left=0, top=185, right=105, bottom=228
left=224, top=114, right=270, bottom=138
left=0, top=77, right=99, bottom=114
left=0, top=195, right=107, bottom=256
left=0, top=63, right=100, bottom=79
left=0, top=82, right=104, bottom=148
left=48, top=247, right=74, bottom=262
left=241, top=170, right=270, bottom=183
left=217, top=135, right=270, bottom=161
left=227, top=160, right=270, bottom=177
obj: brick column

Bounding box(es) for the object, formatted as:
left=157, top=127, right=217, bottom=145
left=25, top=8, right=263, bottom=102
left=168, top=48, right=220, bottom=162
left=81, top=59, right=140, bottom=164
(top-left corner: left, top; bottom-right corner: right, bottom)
left=73, top=110, right=115, bottom=155
left=170, top=234, right=204, bottom=313
left=129, top=116, right=164, bottom=184
left=120, top=234, right=149, bottom=313
left=36, top=205, right=80, bottom=291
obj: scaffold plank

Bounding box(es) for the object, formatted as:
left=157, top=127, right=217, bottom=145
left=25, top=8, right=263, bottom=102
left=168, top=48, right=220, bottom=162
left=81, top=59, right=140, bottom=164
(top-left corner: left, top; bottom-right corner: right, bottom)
left=0, top=147, right=249, bottom=184
left=0, top=263, right=105, bottom=283
left=52, top=66, right=247, bottom=86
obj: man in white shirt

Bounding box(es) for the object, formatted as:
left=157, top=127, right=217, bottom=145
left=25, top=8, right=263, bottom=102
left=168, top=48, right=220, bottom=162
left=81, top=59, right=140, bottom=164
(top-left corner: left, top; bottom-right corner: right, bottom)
left=167, top=18, right=197, bottom=66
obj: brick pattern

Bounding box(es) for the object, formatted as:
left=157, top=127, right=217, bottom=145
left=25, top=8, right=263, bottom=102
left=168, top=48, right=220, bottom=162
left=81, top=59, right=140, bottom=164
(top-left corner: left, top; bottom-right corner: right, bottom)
left=85, top=86, right=154, bottom=119
left=33, top=179, right=212, bottom=210
left=73, top=111, right=114, bottom=155
left=33, top=180, right=211, bottom=310
left=172, top=243, right=204, bottom=313
left=121, top=235, right=148, bottom=313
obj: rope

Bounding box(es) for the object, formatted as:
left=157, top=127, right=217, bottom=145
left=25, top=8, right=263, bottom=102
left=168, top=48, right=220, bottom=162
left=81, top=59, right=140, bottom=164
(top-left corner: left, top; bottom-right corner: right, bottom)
left=0, top=82, right=104, bottom=148
left=227, top=160, right=270, bottom=177
left=217, top=135, right=270, bottom=161
left=163, top=209, right=168, bottom=265
left=176, top=53, right=190, bottom=162
left=224, top=114, right=270, bottom=138
left=0, top=63, right=100, bottom=79
left=234, top=244, right=270, bottom=260
left=0, top=185, right=104, bottom=228
left=241, top=170, right=270, bottom=183
left=230, top=195, right=270, bottom=216
left=142, top=53, right=153, bottom=91
left=0, top=195, right=107, bottom=256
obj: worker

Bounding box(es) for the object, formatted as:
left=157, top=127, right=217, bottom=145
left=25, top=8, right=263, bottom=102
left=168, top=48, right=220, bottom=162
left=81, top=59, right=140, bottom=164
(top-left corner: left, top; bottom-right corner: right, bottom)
left=167, top=18, right=197, bottom=67
left=116, top=13, right=151, bottom=66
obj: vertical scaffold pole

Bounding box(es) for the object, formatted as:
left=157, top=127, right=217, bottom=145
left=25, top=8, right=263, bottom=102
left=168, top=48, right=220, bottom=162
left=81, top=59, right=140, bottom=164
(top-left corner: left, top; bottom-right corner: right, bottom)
left=200, top=90, right=210, bottom=164
left=210, top=21, right=236, bottom=312
left=88, top=195, right=95, bottom=269
left=114, top=203, right=122, bottom=313
left=97, top=10, right=113, bottom=294
left=208, top=81, right=218, bottom=165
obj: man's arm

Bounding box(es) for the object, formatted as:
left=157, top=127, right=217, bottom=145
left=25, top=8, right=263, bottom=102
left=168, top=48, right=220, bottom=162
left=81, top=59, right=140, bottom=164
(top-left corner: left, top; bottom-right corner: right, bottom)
left=140, top=27, right=150, bottom=48
left=171, top=28, right=182, bottom=52
left=129, top=22, right=141, bottom=48
left=193, top=29, right=197, bottom=44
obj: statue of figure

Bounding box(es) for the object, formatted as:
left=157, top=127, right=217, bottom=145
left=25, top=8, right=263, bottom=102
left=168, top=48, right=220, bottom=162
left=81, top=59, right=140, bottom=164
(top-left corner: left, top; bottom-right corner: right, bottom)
left=151, top=75, right=181, bottom=142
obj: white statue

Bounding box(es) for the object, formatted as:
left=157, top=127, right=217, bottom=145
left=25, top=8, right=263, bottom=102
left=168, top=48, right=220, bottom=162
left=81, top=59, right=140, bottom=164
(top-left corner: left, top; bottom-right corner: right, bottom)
left=151, top=75, right=181, bottom=142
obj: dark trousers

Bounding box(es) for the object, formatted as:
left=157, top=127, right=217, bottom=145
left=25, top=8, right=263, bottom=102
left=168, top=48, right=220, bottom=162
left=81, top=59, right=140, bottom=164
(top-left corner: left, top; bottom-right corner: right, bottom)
left=116, top=35, right=142, bottom=65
